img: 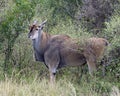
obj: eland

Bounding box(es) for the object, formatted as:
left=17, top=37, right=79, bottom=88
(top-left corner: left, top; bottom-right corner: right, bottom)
left=28, top=20, right=109, bottom=83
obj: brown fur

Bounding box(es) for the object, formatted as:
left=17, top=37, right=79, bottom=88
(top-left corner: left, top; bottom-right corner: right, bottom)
left=28, top=22, right=108, bottom=83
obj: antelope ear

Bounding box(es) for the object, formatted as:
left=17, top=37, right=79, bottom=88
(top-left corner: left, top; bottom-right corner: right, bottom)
left=42, top=20, right=47, bottom=25
left=39, top=20, right=47, bottom=27
left=38, top=25, right=44, bottom=30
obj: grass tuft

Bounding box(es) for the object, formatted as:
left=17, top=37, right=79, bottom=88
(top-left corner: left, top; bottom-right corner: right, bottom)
left=0, top=76, right=119, bottom=96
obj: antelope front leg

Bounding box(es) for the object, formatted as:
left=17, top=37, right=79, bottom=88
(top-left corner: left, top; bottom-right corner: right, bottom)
left=49, top=70, right=56, bottom=84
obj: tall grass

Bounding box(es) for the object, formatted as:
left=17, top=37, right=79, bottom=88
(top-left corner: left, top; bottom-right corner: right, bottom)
left=0, top=77, right=76, bottom=96
left=0, top=75, right=119, bottom=96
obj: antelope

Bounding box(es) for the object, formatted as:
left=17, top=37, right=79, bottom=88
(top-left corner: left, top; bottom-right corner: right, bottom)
left=28, top=20, right=109, bottom=83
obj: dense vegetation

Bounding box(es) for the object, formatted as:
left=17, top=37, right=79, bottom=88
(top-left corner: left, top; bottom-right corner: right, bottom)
left=0, top=0, right=120, bottom=95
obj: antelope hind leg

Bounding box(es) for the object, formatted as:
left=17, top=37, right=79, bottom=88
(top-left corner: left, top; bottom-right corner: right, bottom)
left=87, top=57, right=97, bottom=76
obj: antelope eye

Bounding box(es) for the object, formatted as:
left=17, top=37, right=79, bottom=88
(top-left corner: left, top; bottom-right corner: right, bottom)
left=36, top=28, right=38, bottom=30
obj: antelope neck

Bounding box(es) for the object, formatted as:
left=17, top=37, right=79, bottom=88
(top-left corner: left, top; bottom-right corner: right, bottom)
left=32, top=30, right=43, bottom=53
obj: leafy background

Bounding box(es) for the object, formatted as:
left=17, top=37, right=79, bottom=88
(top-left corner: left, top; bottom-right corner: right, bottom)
left=0, top=0, right=120, bottom=96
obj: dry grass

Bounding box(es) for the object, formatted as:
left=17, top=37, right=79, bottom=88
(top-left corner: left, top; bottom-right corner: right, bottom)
left=0, top=76, right=119, bottom=96
left=0, top=77, right=77, bottom=96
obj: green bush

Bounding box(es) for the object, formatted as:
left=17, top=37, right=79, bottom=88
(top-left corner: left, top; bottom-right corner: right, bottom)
left=0, top=0, right=37, bottom=73
left=100, top=13, right=120, bottom=82
left=0, top=1, right=120, bottom=95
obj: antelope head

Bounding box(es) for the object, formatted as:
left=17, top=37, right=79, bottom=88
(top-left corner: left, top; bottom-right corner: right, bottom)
left=28, top=20, right=47, bottom=40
